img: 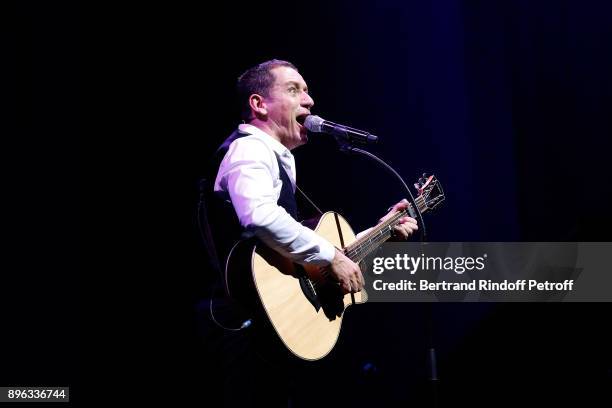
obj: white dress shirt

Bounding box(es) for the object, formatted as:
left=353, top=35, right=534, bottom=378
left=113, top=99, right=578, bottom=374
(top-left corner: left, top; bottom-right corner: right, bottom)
left=214, top=124, right=336, bottom=266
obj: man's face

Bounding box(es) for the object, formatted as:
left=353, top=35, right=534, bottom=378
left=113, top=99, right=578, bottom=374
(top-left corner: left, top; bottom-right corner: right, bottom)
left=263, top=66, right=314, bottom=150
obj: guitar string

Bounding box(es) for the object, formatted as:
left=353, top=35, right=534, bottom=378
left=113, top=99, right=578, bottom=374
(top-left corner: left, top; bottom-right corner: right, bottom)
left=348, top=226, right=395, bottom=262
left=348, top=194, right=426, bottom=255
left=306, top=194, right=429, bottom=291
left=346, top=210, right=422, bottom=261
left=307, top=212, right=405, bottom=292
left=346, top=194, right=426, bottom=260
left=310, top=211, right=404, bottom=288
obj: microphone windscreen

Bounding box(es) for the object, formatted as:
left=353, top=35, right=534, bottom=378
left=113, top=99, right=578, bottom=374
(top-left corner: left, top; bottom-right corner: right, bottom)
left=303, top=115, right=324, bottom=133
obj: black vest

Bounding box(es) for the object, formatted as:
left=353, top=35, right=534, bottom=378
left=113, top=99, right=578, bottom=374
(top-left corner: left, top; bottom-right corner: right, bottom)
left=205, top=129, right=298, bottom=270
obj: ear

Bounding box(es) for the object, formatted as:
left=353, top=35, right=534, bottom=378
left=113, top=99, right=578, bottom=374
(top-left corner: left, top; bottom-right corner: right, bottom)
left=248, top=94, right=267, bottom=118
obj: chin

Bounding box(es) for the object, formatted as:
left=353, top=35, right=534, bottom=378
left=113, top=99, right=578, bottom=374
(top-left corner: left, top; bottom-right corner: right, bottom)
left=295, top=135, right=308, bottom=148
left=300, top=129, right=309, bottom=142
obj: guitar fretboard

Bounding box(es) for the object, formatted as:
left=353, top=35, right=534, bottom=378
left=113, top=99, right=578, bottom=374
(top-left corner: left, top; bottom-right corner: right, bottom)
left=344, top=195, right=427, bottom=263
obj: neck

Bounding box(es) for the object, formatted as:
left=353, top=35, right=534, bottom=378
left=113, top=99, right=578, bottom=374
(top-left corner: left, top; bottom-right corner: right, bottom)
left=248, top=119, right=284, bottom=144
left=344, top=195, right=428, bottom=263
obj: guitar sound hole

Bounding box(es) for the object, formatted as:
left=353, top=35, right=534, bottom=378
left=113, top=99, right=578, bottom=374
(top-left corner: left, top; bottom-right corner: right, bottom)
left=296, top=266, right=321, bottom=312
left=316, top=283, right=345, bottom=321
left=296, top=264, right=345, bottom=321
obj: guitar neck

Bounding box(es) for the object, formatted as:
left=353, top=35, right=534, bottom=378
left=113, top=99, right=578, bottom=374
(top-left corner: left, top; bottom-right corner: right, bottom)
left=343, top=196, right=428, bottom=263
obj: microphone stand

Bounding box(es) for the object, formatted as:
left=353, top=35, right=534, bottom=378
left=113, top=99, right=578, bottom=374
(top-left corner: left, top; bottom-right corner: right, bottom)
left=334, top=140, right=427, bottom=241
left=335, top=138, right=439, bottom=408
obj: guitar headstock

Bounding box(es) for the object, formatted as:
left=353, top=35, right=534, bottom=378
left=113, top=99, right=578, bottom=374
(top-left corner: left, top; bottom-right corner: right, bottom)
left=414, top=173, right=445, bottom=212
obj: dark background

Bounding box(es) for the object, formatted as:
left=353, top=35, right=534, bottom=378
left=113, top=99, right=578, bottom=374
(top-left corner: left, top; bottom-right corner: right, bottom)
left=1, top=1, right=79, bottom=406
left=4, top=0, right=612, bottom=406
left=182, top=1, right=611, bottom=406
left=183, top=1, right=611, bottom=405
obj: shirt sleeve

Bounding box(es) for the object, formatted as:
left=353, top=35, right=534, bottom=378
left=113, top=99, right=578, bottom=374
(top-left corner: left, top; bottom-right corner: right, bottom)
left=215, top=137, right=336, bottom=266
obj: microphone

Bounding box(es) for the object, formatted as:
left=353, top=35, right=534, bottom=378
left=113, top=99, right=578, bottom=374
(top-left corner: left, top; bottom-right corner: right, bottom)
left=303, top=115, right=378, bottom=144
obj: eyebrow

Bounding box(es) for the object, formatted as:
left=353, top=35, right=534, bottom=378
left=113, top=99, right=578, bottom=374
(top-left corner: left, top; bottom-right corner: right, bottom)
left=286, top=81, right=308, bottom=92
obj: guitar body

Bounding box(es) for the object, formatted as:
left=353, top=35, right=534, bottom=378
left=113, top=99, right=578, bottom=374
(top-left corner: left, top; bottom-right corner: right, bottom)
left=225, top=211, right=367, bottom=361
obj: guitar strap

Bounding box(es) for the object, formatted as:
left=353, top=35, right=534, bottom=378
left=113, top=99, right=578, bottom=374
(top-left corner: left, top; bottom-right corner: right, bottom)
left=295, top=184, right=324, bottom=216
left=273, top=152, right=325, bottom=219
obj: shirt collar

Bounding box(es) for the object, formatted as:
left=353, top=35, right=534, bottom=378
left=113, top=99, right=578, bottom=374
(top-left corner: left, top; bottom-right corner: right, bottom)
left=238, top=124, right=292, bottom=158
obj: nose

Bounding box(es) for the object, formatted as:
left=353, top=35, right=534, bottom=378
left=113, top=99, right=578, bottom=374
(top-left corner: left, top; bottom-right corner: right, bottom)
left=302, top=92, right=314, bottom=109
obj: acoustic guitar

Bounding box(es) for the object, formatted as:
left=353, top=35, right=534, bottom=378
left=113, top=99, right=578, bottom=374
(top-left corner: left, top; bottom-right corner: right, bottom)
left=225, top=174, right=445, bottom=360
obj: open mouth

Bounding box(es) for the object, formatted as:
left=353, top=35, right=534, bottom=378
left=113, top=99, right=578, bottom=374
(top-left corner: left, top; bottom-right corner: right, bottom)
left=296, top=113, right=310, bottom=126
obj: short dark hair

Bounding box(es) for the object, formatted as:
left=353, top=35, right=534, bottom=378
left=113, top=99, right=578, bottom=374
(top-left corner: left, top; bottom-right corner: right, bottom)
left=236, top=59, right=298, bottom=121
